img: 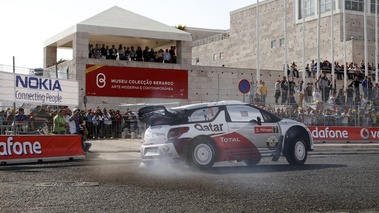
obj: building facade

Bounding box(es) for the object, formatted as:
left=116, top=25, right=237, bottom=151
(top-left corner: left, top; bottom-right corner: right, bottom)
left=192, top=0, right=379, bottom=71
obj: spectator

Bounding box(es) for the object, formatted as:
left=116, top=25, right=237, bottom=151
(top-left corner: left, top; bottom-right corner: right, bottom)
left=290, top=62, right=299, bottom=78
left=312, top=87, right=322, bottom=103
left=86, top=109, right=94, bottom=138
left=6, top=110, right=15, bottom=125
left=143, top=46, right=150, bottom=62
left=114, top=110, right=123, bottom=138
left=135, top=46, right=143, bottom=61
left=14, top=108, right=28, bottom=131
left=53, top=109, right=68, bottom=134
left=163, top=49, right=171, bottom=63
left=305, top=83, right=313, bottom=103
left=102, top=108, right=112, bottom=138
left=130, top=46, right=136, bottom=61
left=305, top=63, right=311, bottom=78
left=34, top=105, right=51, bottom=129
left=346, top=85, right=354, bottom=107
left=259, top=81, right=268, bottom=106
left=298, top=80, right=305, bottom=107
left=311, top=59, right=316, bottom=78
left=280, top=76, right=289, bottom=104
left=110, top=45, right=117, bottom=60
left=67, top=108, right=81, bottom=134
left=274, top=79, right=281, bottom=104
left=156, top=49, right=164, bottom=63
left=100, top=44, right=107, bottom=59
left=124, top=46, right=130, bottom=61
left=118, top=44, right=125, bottom=60
left=148, top=48, right=156, bottom=62
left=316, top=71, right=331, bottom=102
left=169, top=46, right=176, bottom=63
left=91, top=111, right=100, bottom=139
left=349, top=76, right=361, bottom=99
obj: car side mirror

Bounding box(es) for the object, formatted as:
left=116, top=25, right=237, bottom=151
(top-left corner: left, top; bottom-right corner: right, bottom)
left=249, top=117, right=262, bottom=126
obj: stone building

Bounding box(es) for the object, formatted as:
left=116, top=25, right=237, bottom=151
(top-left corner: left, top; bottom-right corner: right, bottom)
left=192, top=0, right=379, bottom=71
left=42, top=1, right=374, bottom=109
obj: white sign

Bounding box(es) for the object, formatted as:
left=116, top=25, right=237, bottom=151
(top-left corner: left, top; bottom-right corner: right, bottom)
left=0, top=71, right=79, bottom=106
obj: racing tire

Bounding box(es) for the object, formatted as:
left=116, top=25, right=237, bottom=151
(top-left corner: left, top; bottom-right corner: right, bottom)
left=285, top=134, right=308, bottom=165
left=244, top=158, right=261, bottom=167
left=188, top=139, right=217, bottom=170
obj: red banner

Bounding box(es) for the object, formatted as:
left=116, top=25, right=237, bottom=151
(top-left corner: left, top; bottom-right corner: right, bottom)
left=308, top=126, right=379, bottom=142
left=85, top=64, right=188, bottom=99
left=0, top=135, right=84, bottom=162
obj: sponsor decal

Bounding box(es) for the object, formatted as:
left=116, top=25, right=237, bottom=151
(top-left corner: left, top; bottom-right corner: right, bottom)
left=254, top=126, right=274, bottom=134
left=96, top=73, right=106, bottom=88
left=266, top=135, right=278, bottom=150
left=360, top=128, right=370, bottom=140
left=16, top=75, right=62, bottom=91
left=219, top=137, right=241, bottom=143
left=0, top=135, right=83, bottom=161
left=308, top=126, right=379, bottom=141
left=0, top=71, right=79, bottom=106
left=194, top=123, right=224, bottom=132
left=0, top=137, right=42, bottom=156
left=85, top=65, right=188, bottom=99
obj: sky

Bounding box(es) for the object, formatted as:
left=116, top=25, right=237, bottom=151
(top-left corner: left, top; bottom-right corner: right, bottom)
left=0, top=0, right=256, bottom=69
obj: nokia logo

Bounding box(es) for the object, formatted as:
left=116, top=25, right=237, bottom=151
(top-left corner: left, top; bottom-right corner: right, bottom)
left=16, top=76, right=62, bottom=91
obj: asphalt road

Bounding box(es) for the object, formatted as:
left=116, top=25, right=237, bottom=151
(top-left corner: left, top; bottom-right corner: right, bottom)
left=1, top=140, right=379, bottom=212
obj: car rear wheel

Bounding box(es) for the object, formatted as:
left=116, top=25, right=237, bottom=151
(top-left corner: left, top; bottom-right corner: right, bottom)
left=244, top=158, right=261, bottom=167
left=285, top=134, right=307, bottom=165
left=189, top=139, right=216, bottom=170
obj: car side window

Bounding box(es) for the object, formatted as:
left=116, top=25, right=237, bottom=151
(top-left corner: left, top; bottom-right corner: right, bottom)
left=188, top=107, right=219, bottom=122
left=226, top=105, right=263, bottom=122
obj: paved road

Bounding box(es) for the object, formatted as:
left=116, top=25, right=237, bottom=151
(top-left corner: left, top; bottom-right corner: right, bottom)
left=1, top=139, right=379, bottom=212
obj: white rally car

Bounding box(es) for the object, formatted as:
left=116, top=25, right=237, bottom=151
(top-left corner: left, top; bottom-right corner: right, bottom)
left=138, top=101, right=313, bottom=169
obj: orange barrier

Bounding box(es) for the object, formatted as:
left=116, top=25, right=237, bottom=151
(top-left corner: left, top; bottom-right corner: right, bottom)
left=309, top=126, right=379, bottom=142
left=0, top=135, right=84, bottom=164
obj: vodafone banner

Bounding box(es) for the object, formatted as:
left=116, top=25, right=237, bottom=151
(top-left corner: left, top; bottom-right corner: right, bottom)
left=86, top=64, right=188, bottom=99
left=308, top=126, right=379, bottom=142
left=0, top=135, right=84, bottom=163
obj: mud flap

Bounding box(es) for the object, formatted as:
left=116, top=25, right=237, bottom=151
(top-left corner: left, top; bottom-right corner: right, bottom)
left=272, top=135, right=283, bottom=162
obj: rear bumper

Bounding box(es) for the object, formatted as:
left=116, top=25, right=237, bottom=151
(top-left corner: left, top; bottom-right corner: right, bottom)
left=140, top=143, right=180, bottom=160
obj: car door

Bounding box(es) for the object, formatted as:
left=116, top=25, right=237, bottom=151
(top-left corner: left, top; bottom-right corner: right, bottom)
left=225, top=105, right=281, bottom=155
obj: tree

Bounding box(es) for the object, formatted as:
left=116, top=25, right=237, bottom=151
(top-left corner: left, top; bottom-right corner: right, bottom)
left=174, top=25, right=187, bottom=31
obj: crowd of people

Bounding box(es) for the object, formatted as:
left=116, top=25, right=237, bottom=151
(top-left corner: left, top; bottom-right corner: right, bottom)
left=88, top=43, right=177, bottom=63
left=246, top=59, right=379, bottom=127
left=0, top=105, right=143, bottom=141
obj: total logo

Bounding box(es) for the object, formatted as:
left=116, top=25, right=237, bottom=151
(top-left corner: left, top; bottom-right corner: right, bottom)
left=96, top=73, right=106, bottom=88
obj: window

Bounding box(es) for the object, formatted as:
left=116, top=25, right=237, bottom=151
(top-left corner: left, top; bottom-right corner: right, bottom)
left=213, top=53, right=218, bottom=60
left=194, top=57, right=199, bottom=64
left=271, top=40, right=276, bottom=48
left=299, top=0, right=315, bottom=19
left=345, top=0, right=364, bottom=12
left=188, top=107, right=219, bottom=122
left=219, top=52, right=223, bottom=59
left=321, top=0, right=335, bottom=13
left=226, top=105, right=262, bottom=122
left=371, top=0, right=378, bottom=13
left=279, top=38, right=285, bottom=47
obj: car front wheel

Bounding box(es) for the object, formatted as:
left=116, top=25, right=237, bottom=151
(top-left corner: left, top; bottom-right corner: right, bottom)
left=285, top=136, right=307, bottom=165
left=189, top=139, right=216, bottom=170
